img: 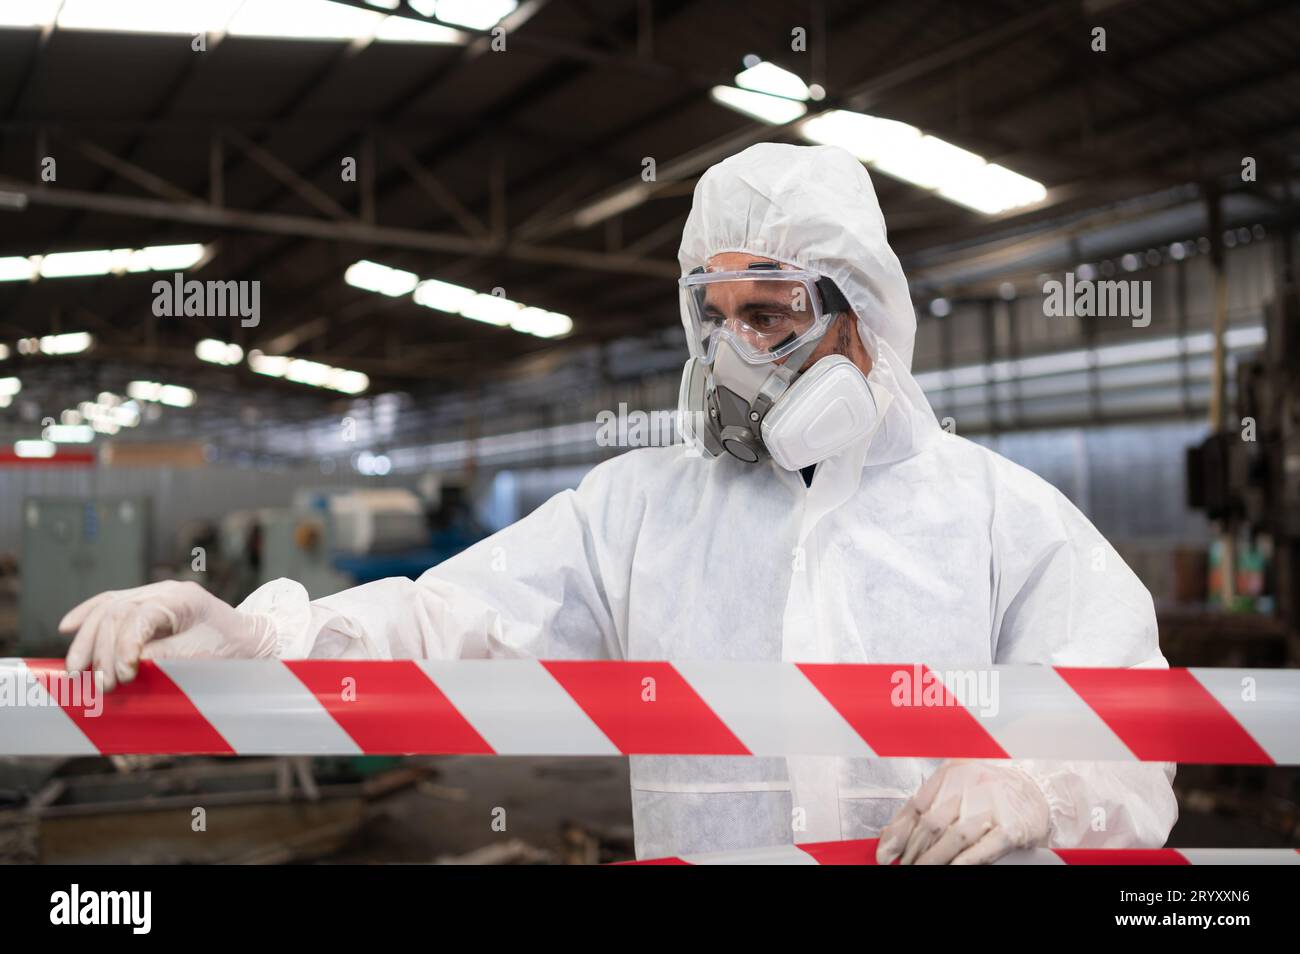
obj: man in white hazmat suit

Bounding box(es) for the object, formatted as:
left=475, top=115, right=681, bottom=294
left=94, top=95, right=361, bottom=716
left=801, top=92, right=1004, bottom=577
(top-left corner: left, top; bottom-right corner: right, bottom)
left=61, top=143, right=1177, bottom=864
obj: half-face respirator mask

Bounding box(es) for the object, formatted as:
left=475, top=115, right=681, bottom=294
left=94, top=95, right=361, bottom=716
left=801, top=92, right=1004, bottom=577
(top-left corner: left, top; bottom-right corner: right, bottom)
left=677, top=262, right=891, bottom=470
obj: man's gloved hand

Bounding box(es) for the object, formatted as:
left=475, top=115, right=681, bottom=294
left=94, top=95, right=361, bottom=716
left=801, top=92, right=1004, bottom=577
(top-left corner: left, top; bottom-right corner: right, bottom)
left=61, top=581, right=278, bottom=691
left=876, top=760, right=1051, bottom=865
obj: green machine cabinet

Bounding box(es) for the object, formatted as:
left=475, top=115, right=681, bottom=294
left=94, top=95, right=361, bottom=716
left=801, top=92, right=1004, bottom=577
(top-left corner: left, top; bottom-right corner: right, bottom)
left=18, top=497, right=151, bottom=654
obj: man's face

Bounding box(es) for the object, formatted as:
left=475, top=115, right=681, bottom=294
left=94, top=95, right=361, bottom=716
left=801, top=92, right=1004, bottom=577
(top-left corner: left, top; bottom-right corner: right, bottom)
left=702, top=252, right=873, bottom=376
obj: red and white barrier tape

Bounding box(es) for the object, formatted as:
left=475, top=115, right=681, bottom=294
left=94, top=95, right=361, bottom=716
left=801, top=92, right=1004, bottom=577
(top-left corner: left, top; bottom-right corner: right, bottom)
left=3, top=658, right=1298, bottom=763
left=621, top=838, right=1300, bottom=865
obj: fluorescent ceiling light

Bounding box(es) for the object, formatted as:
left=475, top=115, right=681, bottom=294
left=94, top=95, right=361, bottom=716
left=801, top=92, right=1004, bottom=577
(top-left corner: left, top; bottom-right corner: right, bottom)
left=115, top=402, right=142, bottom=426
left=0, top=0, right=62, bottom=28
left=414, top=279, right=478, bottom=313
left=0, top=257, right=35, bottom=282
left=0, top=0, right=461, bottom=44
left=44, top=424, right=95, bottom=444
left=353, top=261, right=573, bottom=339
left=735, top=61, right=810, bottom=101
left=56, top=0, right=242, bottom=35
left=285, top=358, right=333, bottom=388
left=710, top=86, right=807, bottom=125
left=345, top=260, right=419, bottom=297
left=455, top=294, right=573, bottom=338
left=459, top=293, right=518, bottom=327
left=427, top=0, right=518, bottom=30
left=196, top=338, right=244, bottom=365
left=327, top=369, right=370, bottom=395
left=19, top=332, right=94, bottom=355
left=43, top=332, right=93, bottom=354
left=39, top=249, right=130, bottom=279
left=873, top=135, right=985, bottom=190
left=246, top=351, right=368, bottom=394
left=937, top=162, right=1047, bottom=215
left=0, top=243, right=206, bottom=282
left=14, top=440, right=55, bottom=458
left=129, top=243, right=206, bottom=271
left=228, top=0, right=384, bottom=41
left=160, top=385, right=195, bottom=408
left=76, top=398, right=143, bottom=433
left=374, top=14, right=461, bottom=43
left=127, top=380, right=196, bottom=407
left=74, top=397, right=131, bottom=434
left=799, top=109, right=1047, bottom=216
left=800, top=111, right=918, bottom=163
left=248, top=351, right=290, bottom=378
left=510, top=307, right=573, bottom=338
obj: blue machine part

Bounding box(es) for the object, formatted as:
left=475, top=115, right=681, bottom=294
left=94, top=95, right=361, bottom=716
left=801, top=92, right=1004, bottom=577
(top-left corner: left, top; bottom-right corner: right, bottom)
left=330, top=526, right=484, bottom=585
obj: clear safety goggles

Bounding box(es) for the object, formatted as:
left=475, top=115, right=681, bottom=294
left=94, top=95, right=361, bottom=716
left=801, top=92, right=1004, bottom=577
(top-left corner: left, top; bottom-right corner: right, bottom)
left=680, top=266, right=850, bottom=364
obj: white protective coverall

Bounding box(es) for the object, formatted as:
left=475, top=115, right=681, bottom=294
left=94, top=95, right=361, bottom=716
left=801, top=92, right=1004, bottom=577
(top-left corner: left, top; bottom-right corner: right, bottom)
left=242, top=143, right=1177, bottom=860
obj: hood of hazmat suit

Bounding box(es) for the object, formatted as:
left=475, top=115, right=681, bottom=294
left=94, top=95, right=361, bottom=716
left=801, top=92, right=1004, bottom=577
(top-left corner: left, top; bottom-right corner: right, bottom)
left=677, top=142, right=941, bottom=473
left=243, top=143, right=1176, bottom=861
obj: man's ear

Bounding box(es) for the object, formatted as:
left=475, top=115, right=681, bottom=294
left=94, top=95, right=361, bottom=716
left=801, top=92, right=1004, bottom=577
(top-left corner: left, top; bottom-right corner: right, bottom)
left=832, top=312, right=856, bottom=356
left=840, top=312, right=874, bottom=376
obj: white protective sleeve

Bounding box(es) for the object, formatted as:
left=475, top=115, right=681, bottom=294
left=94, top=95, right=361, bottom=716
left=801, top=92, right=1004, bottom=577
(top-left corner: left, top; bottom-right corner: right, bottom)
left=991, top=467, right=1178, bottom=849
left=238, top=481, right=623, bottom=664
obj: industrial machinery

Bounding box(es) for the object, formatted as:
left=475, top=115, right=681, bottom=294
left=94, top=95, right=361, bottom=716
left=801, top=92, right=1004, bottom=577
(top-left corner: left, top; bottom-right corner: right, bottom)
left=18, top=497, right=150, bottom=654
left=1187, top=289, right=1300, bottom=659
left=257, top=486, right=485, bottom=600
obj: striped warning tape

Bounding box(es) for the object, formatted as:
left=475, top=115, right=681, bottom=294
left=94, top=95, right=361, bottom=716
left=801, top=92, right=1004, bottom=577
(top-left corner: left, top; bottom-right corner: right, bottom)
left=2, top=658, right=1297, bottom=763
left=619, top=838, right=1300, bottom=865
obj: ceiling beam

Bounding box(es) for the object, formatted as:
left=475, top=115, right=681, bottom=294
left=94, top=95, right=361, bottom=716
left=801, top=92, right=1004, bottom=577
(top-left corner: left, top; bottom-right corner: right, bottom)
left=0, top=178, right=678, bottom=279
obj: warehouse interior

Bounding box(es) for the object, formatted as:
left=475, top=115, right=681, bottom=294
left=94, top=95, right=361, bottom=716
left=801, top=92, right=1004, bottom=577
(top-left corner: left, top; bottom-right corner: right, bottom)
left=1, top=0, right=1299, bottom=864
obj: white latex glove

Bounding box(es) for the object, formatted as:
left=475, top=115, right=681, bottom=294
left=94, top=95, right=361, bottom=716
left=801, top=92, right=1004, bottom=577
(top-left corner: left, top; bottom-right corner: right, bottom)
left=60, top=580, right=278, bottom=691
left=876, top=760, right=1051, bottom=865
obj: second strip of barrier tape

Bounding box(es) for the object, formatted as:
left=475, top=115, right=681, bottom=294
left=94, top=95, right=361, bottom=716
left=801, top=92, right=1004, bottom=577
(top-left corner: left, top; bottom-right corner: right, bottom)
left=618, top=838, right=1300, bottom=865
